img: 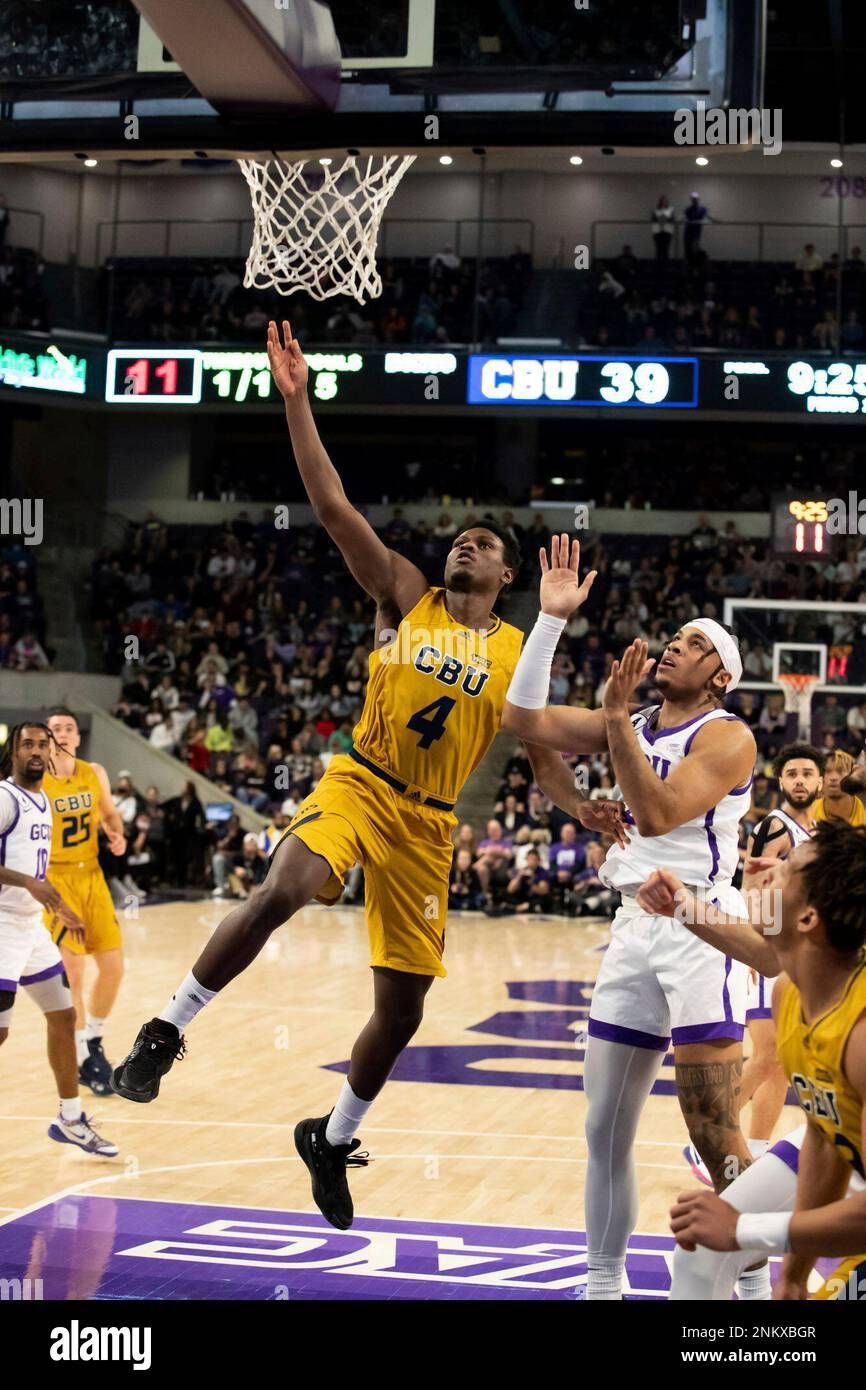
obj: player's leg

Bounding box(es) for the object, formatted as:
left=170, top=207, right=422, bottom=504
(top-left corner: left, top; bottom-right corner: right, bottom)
left=111, top=829, right=342, bottom=1102
left=674, top=1038, right=752, bottom=1189
left=57, top=944, right=88, bottom=1058
left=583, top=1033, right=665, bottom=1299
left=741, top=1017, right=789, bottom=1158
left=295, top=801, right=452, bottom=1230
left=345, top=966, right=435, bottom=1102
left=76, top=863, right=128, bottom=1091
left=45, top=872, right=92, bottom=1068
left=18, top=923, right=117, bottom=1156
left=669, top=1129, right=803, bottom=1300
left=583, top=906, right=670, bottom=1299
left=661, top=894, right=753, bottom=1188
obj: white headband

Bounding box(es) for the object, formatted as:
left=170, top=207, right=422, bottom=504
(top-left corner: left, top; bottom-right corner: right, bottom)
left=683, top=619, right=743, bottom=694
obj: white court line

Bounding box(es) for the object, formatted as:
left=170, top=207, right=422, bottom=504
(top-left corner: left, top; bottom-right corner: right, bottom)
left=0, top=1186, right=669, bottom=1238
left=0, top=1150, right=686, bottom=1230
left=0, top=1113, right=686, bottom=1147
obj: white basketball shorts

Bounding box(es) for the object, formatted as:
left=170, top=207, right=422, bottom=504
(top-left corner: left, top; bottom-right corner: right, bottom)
left=588, top=887, right=750, bottom=1050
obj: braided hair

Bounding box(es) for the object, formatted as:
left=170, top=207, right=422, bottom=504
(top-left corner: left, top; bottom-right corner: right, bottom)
left=0, top=722, right=54, bottom=780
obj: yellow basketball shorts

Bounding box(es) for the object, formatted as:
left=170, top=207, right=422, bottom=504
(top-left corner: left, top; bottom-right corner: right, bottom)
left=284, top=754, right=457, bottom=978
left=44, top=865, right=122, bottom=955
left=812, top=1253, right=866, bottom=1300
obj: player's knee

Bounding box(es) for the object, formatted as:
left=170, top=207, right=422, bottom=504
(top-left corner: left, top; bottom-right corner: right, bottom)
left=250, top=877, right=304, bottom=930
left=379, top=999, right=425, bottom=1043
left=47, top=1005, right=77, bottom=1033
left=0, top=1026, right=8, bottom=1046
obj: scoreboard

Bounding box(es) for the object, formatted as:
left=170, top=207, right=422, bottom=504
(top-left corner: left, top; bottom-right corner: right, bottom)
left=3, top=333, right=866, bottom=419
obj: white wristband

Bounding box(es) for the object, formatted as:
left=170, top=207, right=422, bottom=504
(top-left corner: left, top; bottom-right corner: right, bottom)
left=506, top=613, right=567, bottom=709
left=735, top=1211, right=792, bottom=1254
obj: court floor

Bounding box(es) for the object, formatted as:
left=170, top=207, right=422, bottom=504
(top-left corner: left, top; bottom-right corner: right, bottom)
left=0, top=901, right=800, bottom=1300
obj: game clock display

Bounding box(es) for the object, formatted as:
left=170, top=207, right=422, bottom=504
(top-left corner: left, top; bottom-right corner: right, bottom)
left=771, top=493, right=836, bottom=557
left=105, top=350, right=203, bottom=403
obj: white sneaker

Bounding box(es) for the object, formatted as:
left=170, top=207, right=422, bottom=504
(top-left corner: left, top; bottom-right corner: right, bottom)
left=48, top=1112, right=119, bottom=1157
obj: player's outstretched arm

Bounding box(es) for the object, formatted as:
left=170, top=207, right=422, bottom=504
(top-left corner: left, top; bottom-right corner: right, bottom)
left=268, top=320, right=427, bottom=613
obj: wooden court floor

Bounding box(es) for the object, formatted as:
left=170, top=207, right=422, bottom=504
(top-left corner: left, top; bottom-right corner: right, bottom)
left=0, top=901, right=801, bottom=1245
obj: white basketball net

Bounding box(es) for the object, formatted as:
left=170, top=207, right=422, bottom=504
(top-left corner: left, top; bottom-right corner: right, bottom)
left=238, top=154, right=416, bottom=304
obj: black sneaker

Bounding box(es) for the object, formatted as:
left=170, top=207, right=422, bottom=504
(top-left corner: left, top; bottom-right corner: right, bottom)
left=110, top=1019, right=186, bottom=1103
left=294, top=1113, right=370, bottom=1230
left=79, top=1038, right=113, bottom=1097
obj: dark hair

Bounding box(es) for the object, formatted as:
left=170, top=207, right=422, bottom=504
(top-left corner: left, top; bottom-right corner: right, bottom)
left=800, top=822, right=866, bottom=955
left=773, top=742, right=826, bottom=780
left=0, top=722, right=53, bottom=779
left=45, top=706, right=78, bottom=726
left=454, top=520, right=522, bottom=581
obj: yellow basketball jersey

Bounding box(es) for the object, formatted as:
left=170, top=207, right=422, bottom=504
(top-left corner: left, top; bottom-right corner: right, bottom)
left=351, top=587, right=523, bottom=805
left=813, top=796, right=866, bottom=828
left=43, top=760, right=103, bottom=867
left=777, top=960, right=866, bottom=1180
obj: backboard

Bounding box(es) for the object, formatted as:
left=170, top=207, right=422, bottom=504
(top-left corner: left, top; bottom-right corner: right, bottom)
left=0, top=0, right=766, bottom=160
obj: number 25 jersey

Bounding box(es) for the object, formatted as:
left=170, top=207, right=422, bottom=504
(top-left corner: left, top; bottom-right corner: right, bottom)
left=42, top=760, right=103, bottom=869
left=351, top=587, right=523, bottom=805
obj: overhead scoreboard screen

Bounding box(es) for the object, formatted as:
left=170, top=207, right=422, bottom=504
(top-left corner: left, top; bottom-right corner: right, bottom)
left=705, top=358, right=866, bottom=415
left=467, top=355, right=698, bottom=407
left=3, top=334, right=866, bottom=417
left=104, top=349, right=465, bottom=407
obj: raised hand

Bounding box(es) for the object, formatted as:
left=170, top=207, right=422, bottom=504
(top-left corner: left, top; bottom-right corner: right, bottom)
left=602, top=639, right=653, bottom=714
left=539, top=533, right=597, bottom=620
left=267, top=319, right=309, bottom=399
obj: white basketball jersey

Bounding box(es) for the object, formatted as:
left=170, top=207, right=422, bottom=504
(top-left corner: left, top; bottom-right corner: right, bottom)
left=0, top=779, right=53, bottom=919
left=755, top=807, right=814, bottom=851
left=599, top=705, right=751, bottom=894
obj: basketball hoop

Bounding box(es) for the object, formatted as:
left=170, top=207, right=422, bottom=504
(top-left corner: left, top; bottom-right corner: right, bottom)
left=238, top=153, right=416, bottom=304
left=778, top=672, right=821, bottom=739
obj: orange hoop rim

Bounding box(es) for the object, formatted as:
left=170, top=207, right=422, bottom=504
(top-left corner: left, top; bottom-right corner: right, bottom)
left=778, top=673, right=821, bottom=694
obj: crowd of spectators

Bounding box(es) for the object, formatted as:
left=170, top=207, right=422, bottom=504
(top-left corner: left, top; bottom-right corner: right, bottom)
left=94, top=508, right=866, bottom=908
left=0, top=242, right=50, bottom=333
left=0, top=543, right=50, bottom=670
left=1, top=1, right=137, bottom=79
left=110, top=247, right=532, bottom=348
left=580, top=237, right=866, bottom=354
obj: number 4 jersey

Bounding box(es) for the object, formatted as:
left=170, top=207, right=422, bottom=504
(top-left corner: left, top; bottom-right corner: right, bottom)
left=42, top=759, right=102, bottom=869
left=351, top=587, right=523, bottom=805
left=0, top=778, right=53, bottom=920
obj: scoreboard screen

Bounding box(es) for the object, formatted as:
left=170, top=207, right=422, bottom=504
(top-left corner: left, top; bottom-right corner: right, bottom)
left=704, top=358, right=866, bottom=414
left=468, top=354, right=699, bottom=408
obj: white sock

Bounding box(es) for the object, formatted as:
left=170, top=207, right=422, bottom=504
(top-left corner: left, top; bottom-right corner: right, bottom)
left=60, top=1096, right=82, bottom=1123
left=736, top=1263, right=772, bottom=1300
left=325, top=1080, right=372, bottom=1147
left=748, top=1138, right=770, bottom=1160
left=75, top=1029, right=89, bottom=1066
left=161, top=971, right=218, bottom=1031
left=86, top=1015, right=106, bottom=1041
left=586, top=1257, right=624, bottom=1300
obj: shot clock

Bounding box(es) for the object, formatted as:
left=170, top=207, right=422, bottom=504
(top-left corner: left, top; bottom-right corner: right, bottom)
left=771, top=493, right=838, bottom=557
